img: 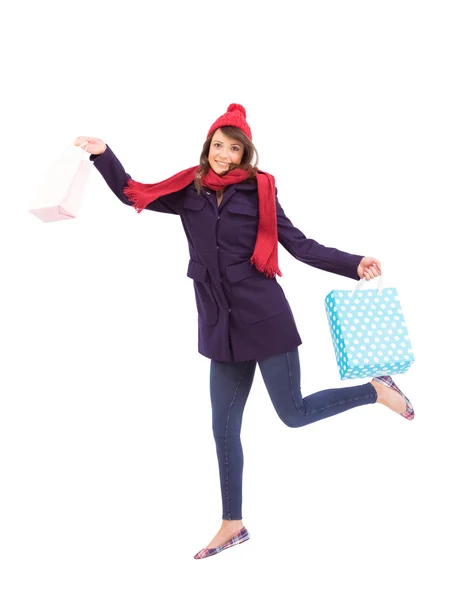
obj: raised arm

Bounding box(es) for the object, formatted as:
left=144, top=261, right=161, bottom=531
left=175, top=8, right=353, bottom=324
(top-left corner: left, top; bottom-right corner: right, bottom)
left=89, top=144, right=184, bottom=215
left=275, top=193, right=363, bottom=280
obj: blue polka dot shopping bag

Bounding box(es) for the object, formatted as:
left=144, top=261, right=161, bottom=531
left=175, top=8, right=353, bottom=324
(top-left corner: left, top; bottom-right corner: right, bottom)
left=325, top=276, right=415, bottom=380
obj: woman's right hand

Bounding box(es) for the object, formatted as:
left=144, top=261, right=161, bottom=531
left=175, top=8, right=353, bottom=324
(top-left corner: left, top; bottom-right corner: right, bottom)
left=73, top=136, right=107, bottom=155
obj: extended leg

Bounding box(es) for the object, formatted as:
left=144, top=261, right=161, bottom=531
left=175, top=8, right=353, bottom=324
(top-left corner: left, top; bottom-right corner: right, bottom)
left=258, top=348, right=377, bottom=427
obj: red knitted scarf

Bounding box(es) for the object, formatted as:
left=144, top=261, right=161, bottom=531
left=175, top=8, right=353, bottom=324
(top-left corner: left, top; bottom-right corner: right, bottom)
left=123, top=166, right=282, bottom=278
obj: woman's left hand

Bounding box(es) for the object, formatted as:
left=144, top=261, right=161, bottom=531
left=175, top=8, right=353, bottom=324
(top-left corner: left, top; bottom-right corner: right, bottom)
left=357, top=256, right=382, bottom=280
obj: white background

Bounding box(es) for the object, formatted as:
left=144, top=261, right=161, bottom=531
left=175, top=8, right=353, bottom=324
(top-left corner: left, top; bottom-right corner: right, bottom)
left=1, top=1, right=467, bottom=598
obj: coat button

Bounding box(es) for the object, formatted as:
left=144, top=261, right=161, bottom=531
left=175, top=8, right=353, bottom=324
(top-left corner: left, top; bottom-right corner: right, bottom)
left=217, top=216, right=220, bottom=220
left=206, top=191, right=211, bottom=195
left=217, top=245, right=219, bottom=250
left=228, top=308, right=232, bottom=313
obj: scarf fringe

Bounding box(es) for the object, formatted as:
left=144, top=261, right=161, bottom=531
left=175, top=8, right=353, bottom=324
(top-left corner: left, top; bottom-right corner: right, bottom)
left=250, top=255, right=283, bottom=278
left=123, top=180, right=147, bottom=213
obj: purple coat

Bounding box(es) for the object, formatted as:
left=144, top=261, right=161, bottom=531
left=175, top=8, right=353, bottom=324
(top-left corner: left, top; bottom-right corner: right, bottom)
left=90, top=145, right=364, bottom=362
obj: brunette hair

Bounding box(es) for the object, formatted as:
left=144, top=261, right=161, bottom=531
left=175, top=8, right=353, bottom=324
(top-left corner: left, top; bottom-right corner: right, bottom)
left=194, top=127, right=259, bottom=194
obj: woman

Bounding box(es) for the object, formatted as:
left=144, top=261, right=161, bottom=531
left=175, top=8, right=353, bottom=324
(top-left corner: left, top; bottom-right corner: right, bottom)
left=74, top=103, right=414, bottom=560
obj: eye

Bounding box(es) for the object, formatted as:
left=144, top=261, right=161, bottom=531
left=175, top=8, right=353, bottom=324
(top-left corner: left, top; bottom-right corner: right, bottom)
left=232, top=147, right=241, bottom=152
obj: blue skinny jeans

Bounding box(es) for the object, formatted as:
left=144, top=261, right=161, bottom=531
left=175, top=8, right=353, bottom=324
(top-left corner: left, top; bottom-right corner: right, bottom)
left=210, top=348, right=378, bottom=521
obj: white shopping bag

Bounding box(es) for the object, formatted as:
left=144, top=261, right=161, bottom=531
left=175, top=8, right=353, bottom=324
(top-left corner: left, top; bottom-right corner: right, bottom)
left=29, top=142, right=92, bottom=222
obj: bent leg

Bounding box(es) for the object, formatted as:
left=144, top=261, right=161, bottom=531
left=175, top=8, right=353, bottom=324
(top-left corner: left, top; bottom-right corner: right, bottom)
left=210, top=359, right=257, bottom=520
left=258, top=348, right=377, bottom=428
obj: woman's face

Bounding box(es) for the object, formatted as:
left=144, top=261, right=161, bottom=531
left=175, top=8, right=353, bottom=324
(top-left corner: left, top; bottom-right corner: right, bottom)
left=208, top=128, right=245, bottom=175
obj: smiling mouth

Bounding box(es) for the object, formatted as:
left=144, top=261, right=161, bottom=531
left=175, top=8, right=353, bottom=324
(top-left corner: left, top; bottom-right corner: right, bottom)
left=216, top=161, right=230, bottom=166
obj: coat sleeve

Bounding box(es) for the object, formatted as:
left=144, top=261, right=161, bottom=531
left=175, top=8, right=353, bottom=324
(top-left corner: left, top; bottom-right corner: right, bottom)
left=89, top=145, right=184, bottom=215
left=276, top=194, right=364, bottom=280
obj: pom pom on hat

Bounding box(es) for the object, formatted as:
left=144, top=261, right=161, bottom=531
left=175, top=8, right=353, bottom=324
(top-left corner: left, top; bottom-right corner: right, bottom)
left=227, top=103, right=246, bottom=117
left=207, top=103, right=252, bottom=140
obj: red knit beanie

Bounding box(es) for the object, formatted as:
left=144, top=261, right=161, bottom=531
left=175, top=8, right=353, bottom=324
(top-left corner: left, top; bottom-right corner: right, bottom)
left=207, top=103, right=252, bottom=140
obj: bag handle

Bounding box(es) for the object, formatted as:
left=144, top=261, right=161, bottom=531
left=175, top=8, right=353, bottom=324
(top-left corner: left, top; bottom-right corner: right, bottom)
left=349, top=273, right=386, bottom=298
left=66, top=140, right=89, bottom=156
left=52, top=141, right=89, bottom=165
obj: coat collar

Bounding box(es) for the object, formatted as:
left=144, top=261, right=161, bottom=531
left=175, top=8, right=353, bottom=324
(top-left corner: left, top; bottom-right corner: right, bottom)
left=187, top=179, right=258, bottom=210
left=229, top=179, right=258, bottom=191
left=188, top=179, right=257, bottom=192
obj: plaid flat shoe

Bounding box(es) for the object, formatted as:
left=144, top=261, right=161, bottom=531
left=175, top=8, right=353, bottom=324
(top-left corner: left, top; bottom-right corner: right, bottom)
left=372, top=375, right=414, bottom=420
left=194, top=526, right=251, bottom=560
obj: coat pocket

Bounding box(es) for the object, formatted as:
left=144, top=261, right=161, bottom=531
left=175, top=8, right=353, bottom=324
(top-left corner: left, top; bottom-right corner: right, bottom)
left=183, top=195, right=205, bottom=211
left=187, top=260, right=219, bottom=326
left=227, top=203, right=259, bottom=248
left=227, top=203, right=258, bottom=217
left=225, top=260, right=285, bottom=325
